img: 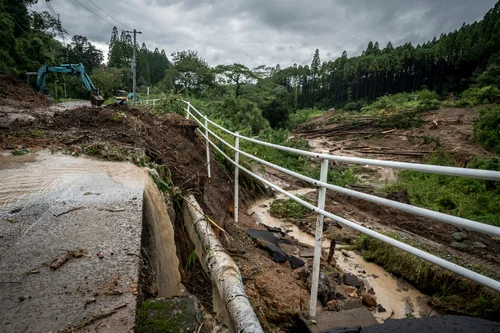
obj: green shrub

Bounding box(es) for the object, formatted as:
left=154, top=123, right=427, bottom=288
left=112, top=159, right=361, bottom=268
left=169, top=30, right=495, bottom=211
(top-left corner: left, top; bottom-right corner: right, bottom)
left=458, top=85, right=500, bottom=107
left=474, top=106, right=500, bottom=153
left=269, top=195, right=312, bottom=219
left=361, top=89, right=440, bottom=115
left=387, top=152, right=500, bottom=226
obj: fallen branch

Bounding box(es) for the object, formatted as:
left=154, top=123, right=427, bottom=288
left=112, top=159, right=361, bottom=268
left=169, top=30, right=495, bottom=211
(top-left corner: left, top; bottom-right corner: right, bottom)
left=54, top=206, right=84, bottom=217
left=64, top=304, right=127, bottom=332
left=50, top=249, right=86, bottom=271
left=180, top=195, right=227, bottom=235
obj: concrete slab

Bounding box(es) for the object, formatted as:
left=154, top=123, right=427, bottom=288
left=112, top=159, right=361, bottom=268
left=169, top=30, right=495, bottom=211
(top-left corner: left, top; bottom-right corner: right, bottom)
left=307, top=308, right=378, bottom=333
left=0, top=152, right=151, bottom=333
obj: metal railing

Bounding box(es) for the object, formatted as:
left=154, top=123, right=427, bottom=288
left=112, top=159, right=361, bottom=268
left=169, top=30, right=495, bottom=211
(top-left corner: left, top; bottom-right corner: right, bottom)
left=181, top=100, right=500, bottom=317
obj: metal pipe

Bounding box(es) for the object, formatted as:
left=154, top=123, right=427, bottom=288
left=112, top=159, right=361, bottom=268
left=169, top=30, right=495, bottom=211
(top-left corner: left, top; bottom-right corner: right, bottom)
left=204, top=116, right=211, bottom=178
left=309, top=152, right=329, bottom=317
left=234, top=133, right=240, bottom=223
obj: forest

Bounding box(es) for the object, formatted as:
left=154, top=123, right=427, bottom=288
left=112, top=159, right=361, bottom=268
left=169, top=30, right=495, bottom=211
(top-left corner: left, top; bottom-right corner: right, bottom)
left=1, top=0, right=500, bottom=133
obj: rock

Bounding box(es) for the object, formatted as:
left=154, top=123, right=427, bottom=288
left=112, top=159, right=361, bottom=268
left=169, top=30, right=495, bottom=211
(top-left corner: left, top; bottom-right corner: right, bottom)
left=258, top=204, right=268, bottom=208
left=327, top=300, right=340, bottom=311
left=450, top=241, right=469, bottom=250
left=323, top=220, right=329, bottom=232
left=340, top=298, right=363, bottom=310
left=377, top=304, right=387, bottom=312
left=472, top=241, right=487, bottom=249
left=368, top=287, right=375, bottom=295
left=342, top=250, right=351, bottom=258
left=452, top=232, right=468, bottom=242
left=299, top=248, right=315, bottom=258
left=289, top=256, right=305, bottom=269
left=343, top=273, right=362, bottom=288
left=265, top=186, right=275, bottom=197
left=307, top=270, right=335, bottom=306
left=136, top=296, right=205, bottom=333
left=362, top=293, right=377, bottom=308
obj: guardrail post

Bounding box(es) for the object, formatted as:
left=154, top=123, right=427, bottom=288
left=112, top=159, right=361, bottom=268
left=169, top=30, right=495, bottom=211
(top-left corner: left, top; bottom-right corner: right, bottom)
left=309, top=151, right=329, bottom=317
left=186, top=102, right=191, bottom=120
left=205, top=115, right=211, bottom=179
left=234, top=132, right=240, bottom=223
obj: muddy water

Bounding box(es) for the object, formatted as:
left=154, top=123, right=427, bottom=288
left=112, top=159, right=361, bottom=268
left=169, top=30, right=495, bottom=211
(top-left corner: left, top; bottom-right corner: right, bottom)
left=248, top=191, right=433, bottom=323
left=0, top=151, right=149, bottom=211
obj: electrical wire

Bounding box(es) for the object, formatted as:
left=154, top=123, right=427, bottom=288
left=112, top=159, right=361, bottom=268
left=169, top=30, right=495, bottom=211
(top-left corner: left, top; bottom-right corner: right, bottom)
left=45, top=1, right=65, bottom=45
left=2, top=8, right=28, bottom=34
left=87, top=0, right=132, bottom=30
left=71, top=0, right=117, bottom=28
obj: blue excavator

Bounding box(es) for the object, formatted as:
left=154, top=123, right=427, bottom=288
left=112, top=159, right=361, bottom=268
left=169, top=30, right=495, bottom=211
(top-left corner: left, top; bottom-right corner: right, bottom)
left=35, top=63, right=104, bottom=106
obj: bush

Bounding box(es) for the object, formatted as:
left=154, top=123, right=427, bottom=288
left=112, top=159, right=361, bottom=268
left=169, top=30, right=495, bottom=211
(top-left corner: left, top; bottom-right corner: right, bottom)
left=387, top=152, right=500, bottom=226
left=474, top=106, right=500, bottom=154
left=458, top=85, right=500, bottom=107
left=361, top=89, right=440, bottom=115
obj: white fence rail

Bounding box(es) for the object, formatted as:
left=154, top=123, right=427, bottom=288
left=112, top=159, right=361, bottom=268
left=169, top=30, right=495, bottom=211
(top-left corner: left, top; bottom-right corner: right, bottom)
left=181, top=100, right=500, bottom=317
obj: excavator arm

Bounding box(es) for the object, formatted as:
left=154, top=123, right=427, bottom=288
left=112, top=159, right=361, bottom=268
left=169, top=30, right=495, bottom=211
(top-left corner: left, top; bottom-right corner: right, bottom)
left=35, top=63, right=104, bottom=106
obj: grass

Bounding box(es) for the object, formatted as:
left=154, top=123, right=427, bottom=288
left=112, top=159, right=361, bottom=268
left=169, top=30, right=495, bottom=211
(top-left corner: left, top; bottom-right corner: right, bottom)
left=386, top=152, right=500, bottom=226
left=356, top=234, right=500, bottom=320
left=269, top=195, right=313, bottom=219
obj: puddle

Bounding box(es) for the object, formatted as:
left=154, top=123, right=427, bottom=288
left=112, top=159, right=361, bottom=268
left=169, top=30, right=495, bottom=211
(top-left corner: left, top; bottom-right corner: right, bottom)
left=248, top=191, right=434, bottom=322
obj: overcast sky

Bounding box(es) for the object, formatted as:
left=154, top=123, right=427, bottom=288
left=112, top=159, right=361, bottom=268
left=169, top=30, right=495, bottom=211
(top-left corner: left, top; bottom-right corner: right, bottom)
left=33, top=0, right=497, bottom=68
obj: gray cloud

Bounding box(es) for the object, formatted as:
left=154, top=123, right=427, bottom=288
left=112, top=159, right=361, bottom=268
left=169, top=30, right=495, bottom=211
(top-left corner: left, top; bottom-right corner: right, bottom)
left=32, top=0, right=496, bottom=68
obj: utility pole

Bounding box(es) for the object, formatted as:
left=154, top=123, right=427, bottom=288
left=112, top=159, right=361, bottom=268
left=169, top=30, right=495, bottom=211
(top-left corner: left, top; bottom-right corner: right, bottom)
left=125, top=29, right=142, bottom=103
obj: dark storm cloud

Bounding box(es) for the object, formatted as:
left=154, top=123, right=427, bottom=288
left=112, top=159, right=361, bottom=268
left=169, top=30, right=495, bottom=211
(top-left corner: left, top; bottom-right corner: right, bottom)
left=31, top=0, right=497, bottom=67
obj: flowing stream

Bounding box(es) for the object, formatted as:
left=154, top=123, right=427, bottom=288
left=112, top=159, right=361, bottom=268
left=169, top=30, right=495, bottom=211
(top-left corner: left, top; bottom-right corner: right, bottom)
left=248, top=189, right=434, bottom=323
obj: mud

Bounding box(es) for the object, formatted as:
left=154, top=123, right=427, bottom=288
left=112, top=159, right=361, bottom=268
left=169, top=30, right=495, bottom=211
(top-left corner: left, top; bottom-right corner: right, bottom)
left=248, top=193, right=434, bottom=323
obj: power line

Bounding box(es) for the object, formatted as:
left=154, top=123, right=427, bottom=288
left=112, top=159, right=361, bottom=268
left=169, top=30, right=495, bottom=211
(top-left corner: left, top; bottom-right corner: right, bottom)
left=71, top=0, right=117, bottom=29
left=87, top=0, right=132, bottom=30
left=2, top=8, right=28, bottom=34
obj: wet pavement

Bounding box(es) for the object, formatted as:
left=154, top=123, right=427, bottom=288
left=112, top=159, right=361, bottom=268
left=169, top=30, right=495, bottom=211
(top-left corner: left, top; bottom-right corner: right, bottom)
left=0, top=152, right=151, bottom=332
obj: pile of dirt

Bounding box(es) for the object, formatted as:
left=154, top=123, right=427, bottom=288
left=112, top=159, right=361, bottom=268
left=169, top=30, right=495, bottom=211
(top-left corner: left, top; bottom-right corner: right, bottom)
left=0, top=75, right=50, bottom=109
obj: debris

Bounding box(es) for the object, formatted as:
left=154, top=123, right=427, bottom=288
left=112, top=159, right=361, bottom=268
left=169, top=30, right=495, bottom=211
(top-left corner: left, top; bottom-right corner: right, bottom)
left=452, top=232, right=468, bottom=242
left=85, top=298, right=96, bottom=306
left=362, top=293, right=377, bottom=308
left=327, top=239, right=336, bottom=265
left=4, top=217, right=17, bottom=223
left=54, top=206, right=84, bottom=217
left=299, top=248, right=314, bottom=258
left=102, top=207, right=125, bottom=212
left=18, top=296, right=27, bottom=301
left=97, top=251, right=104, bottom=259
left=84, top=192, right=100, bottom=196
left=50, top=249, right=86, bottom=270
left=377, top=304, right=387, bottom=313
left=472, top=241, right=487, bottom=249
left=63, top=304, right=127, bottom=332
left=9, top=207, right=22, bottom=214
left=343, top=273, right=362, bottom=288
left=289, top=256, right=305, bottom=269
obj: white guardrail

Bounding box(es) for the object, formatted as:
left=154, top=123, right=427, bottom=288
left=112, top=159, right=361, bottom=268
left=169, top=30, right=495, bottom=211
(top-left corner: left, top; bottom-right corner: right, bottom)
left=181, top=100, right=500, bottom=318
